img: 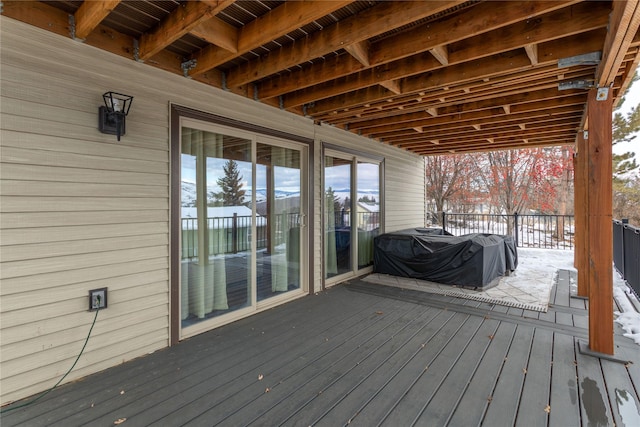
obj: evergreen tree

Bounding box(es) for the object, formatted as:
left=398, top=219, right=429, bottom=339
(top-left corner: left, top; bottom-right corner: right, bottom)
left=612, top=78, right=640, bottom=224
left=214, top=160, right=246, bottom=206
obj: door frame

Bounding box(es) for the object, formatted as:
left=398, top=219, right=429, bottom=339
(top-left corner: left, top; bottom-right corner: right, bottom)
left=169, top=104, right=314, bottom=345
left=322, top=143, right=384, bottom=288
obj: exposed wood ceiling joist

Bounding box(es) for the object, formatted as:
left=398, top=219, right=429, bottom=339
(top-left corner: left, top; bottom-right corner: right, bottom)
left=4, top=0, right=640, bottom=156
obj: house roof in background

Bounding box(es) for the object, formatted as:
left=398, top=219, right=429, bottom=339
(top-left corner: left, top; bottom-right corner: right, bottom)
left=4, top=0, right=640, bottom=155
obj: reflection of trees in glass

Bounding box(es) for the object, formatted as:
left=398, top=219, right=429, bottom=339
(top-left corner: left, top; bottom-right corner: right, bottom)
left=358, top=195, right=376, bottom=203
left=212, top=159, right=246, bottom=206
left=325, top=187, right=342, bottom=213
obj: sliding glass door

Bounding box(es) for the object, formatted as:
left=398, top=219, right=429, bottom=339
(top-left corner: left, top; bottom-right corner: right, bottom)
left=179, top=120, right=307, bottom=338
left=324, top=149, right=382, bottom=284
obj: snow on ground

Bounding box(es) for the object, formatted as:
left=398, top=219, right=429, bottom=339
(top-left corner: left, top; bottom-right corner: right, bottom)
left=614, top=272, right=640, bottom=345
left=521, top=247, right=640, bottom=345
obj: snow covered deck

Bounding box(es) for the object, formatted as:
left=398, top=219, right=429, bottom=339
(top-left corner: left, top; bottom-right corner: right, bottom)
left=2, top=255, right=639, bottom=426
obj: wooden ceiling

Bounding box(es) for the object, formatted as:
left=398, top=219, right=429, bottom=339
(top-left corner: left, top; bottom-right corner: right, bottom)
left=4, top=0, right=640, bottom=156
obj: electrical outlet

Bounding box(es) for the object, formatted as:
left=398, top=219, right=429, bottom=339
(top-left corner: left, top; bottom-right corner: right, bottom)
left=89, top=288, right=107, bottom=311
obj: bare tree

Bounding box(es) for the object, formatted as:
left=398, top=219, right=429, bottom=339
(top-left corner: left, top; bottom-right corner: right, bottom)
left=425, top=154, right=474, bottom=223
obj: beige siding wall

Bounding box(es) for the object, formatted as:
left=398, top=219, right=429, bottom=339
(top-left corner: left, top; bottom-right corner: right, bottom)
left=0, top=17, right=425, bottom=404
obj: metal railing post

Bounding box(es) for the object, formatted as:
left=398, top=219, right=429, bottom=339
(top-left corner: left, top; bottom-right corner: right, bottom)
left=514, top=212, right=519, bottom=247
left=442, top=211, right=446, bottom=232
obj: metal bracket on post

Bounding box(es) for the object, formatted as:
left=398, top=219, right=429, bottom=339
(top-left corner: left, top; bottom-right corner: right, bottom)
left=221, top=72, right=228, bottom=91
left=180, top=59, right=197, bottom=78
left=279, top=96, right=284, bottom=110
left=583, top=130, right=589, bottom=140
left=69, top=14, right=77, bottom=40
left=133, top=39, right=141, bottom=62
left=596, top=86, right=610, bottom=101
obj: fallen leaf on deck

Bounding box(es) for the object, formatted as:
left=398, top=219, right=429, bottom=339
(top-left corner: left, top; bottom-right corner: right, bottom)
left=488, top=335, right=494, bottom=340
left=120, top=390, right=125, bottom=395
left=522, top=368, right=527, bottom=374
left=258, top=374, right=264, bottom=381
left=375, top=311, right=384, bottom=315
left=544, top=405, right=551, bottom=413
left=265, top=388, right=270, bottom=393
left=114, top=418, right=127, bottom=425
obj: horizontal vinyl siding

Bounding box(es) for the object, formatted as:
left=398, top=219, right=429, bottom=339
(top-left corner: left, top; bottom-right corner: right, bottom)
left=0, top=16, right=425, bottom=404
left=0, top=18, right=170, bottom=404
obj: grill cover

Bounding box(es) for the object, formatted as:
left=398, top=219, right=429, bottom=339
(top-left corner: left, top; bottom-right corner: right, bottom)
left=373, top=228, right=518, bottom=288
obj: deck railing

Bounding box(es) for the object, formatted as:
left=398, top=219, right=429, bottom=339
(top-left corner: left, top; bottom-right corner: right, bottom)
left=613, top=220, right=640, bottom=297
left=437, top=212, right=575, bottom=250
left=181, top=213, right=299, bottom=259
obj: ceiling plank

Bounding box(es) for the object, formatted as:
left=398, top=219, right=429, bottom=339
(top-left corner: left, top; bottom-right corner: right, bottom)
left=73, top=0, right=121, bottom=40
left=223, top=0, right=465, bottom=87
left=191, top=17, right=239, bottom=53
left=192, top=0, right=355, bottom=76
left=596, top=0, right=640, bottom=86
left=345, top=41, right=371, bottom=67
left=258, top=0, right=579, bottom=100
left=138, top=0, right=235, bottom=61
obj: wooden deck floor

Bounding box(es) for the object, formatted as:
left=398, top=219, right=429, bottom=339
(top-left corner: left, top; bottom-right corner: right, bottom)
left=2, top=270, right=639, bottom=426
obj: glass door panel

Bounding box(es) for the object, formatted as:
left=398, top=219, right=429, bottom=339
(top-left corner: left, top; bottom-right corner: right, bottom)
left=356, top=161, right=380, bottom=269
left=256, top=143, right=302, bottom=301
left=180, top=128, right=252, bottom=328
left=324, top=155, right=352, bottom=279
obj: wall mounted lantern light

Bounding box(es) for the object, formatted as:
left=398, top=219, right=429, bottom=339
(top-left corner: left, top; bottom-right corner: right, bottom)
left=98, top=91, right=133, bottom=141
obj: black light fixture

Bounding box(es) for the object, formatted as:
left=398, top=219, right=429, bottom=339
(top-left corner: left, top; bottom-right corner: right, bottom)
left=99, top=91, right=133, bottom=141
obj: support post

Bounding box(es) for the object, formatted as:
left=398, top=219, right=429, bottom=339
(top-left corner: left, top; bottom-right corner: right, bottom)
left=575, top=131, right=589, bottom=297
left=586, top=88, right=614, bottom=355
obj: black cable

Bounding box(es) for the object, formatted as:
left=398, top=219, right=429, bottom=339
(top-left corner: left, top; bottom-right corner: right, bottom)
left=0, top=307, right=100, bottom=414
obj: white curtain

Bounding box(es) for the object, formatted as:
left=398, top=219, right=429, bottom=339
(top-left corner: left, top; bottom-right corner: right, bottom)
left=182, top=129, right=228, bottom=320
left=324, top=158, right=338, bottom=277
left=270, top=146, right=289, bottom=292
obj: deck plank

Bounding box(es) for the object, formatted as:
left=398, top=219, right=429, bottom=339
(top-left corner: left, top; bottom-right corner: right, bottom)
left=445, top=321, right=518, bottom=426
left=378, top=316, right=488, bottom=425
left=481, top=324, right=535, bottom=426
left=413, top=319, right=501, bottom=425
left=575, top=341, right=614, bottom=426
left=336, top=313, right=471, bottom=426
left=548, top=333, right=581, bottom=426
left=252, top=305, right=444, bottom=426
left=311, top=310, right=458, bottom=427
left=2, top=271, right=638, bottom=427
left=515, top=328, right=553, bottom=427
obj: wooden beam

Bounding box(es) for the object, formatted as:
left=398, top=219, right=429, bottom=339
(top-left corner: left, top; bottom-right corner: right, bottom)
left=138, top=0, right=235, bottom=61
left=73, top=0, right=121, bottom=40
left=222, top=0, right=464, bottom=86
left=574, top=130, right=589, bottom=296
left=586, top=88, right=614, bottom=355
left=191, top=17, right=239, bottom=53
left=524, top=44, right=538, bottom=65
left=259, top=0, right=587, bottom=100
left=596, top=0, right=640, bottom=86
left=380, top=80, right=402, bottom=95
left=1, top=0, right=223, bottom=86
left=353, top=92, right=586, bottom=135
left=345, top=41, right=371, bottom=67
left=299, top=24, right=605, bottom=114
left=191, top=1, right=353, bottom=76
left=429, top=45, right=449, bottom=65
